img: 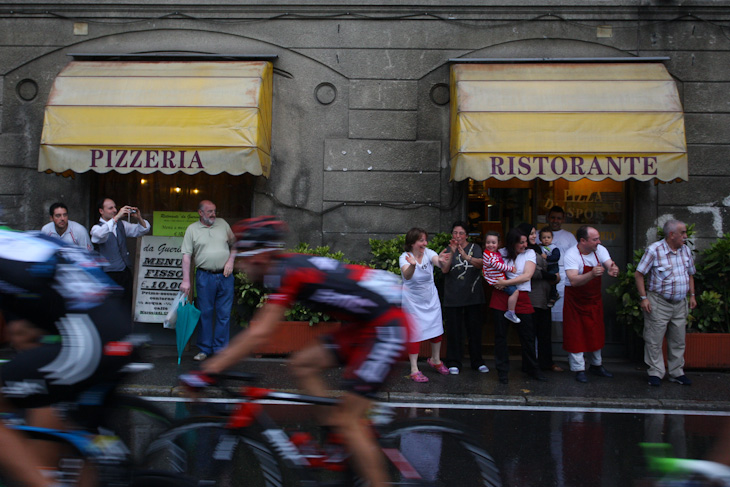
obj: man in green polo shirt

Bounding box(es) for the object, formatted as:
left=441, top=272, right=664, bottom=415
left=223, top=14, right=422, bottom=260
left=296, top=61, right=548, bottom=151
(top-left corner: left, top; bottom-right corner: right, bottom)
left=180, top=200, right=236, bottom=361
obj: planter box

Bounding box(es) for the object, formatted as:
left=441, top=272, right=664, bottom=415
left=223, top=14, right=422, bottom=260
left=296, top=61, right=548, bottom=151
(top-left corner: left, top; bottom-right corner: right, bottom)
left=251, top=320, right=447, bottom=359
left=683, top=333, right=730, bottom=369
left=251, top=321, right=341, bottom=356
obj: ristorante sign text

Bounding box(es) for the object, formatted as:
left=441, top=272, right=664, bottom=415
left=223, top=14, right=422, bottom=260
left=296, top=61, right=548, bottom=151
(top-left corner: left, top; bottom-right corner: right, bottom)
left=484, top=154, right=660, bottom=178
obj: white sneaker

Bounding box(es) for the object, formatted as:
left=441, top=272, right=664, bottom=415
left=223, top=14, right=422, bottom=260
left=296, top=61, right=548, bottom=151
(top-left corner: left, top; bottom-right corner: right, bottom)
left=478, top=365, right=489, bottom=373
left=448, top=367, right=460, bottom=375
left=504, top=310, right=521, bottom=323
left=193, top=352, right=208, bottom=361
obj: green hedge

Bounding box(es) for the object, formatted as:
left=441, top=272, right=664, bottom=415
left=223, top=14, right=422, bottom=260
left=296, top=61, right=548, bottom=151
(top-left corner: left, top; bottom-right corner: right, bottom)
left=234, top=232, right=458, bottom=327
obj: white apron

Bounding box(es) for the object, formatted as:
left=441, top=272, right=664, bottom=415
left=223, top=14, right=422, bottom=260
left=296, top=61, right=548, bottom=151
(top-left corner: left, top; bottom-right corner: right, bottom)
left=400, top=249, right=444, bottom=343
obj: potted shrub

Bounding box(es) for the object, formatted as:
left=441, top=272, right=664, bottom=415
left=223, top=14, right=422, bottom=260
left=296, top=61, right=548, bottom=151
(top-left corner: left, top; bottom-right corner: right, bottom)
left=685, top=233, right=730, bottom=368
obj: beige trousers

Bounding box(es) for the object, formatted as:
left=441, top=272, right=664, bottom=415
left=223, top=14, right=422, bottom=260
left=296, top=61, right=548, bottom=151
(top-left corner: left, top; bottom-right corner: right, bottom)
left=643, top=291, right=688, bottom=379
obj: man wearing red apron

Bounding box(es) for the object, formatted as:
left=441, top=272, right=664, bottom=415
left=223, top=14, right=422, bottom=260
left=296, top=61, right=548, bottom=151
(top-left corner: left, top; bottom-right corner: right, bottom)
left=563, top=226, right=620, bottom=383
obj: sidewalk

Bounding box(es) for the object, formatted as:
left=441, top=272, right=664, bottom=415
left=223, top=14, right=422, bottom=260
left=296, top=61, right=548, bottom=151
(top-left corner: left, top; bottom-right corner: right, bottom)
left=120, top=345, right=730, bottom=412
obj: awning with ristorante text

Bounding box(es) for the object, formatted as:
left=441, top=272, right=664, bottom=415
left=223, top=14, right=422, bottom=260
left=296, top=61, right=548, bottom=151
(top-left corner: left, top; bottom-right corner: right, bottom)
left=449, top=62, right=688, bottom=182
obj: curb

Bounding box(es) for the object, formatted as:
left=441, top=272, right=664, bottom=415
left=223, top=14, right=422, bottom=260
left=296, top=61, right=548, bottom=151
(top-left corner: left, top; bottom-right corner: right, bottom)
left=117, top=384, right=730, bottom=412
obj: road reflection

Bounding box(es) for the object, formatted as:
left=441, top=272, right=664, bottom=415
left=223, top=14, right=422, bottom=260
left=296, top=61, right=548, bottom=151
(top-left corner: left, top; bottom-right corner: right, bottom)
left=147, top=399, right=730, bottom=487
left=423, top=407, right=730, bottom=487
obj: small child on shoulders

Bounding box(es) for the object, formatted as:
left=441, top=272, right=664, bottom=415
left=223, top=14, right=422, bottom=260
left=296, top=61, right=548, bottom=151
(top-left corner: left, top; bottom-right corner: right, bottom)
left=539, top=227, right=560, bottom=307
left=482, top=231, right=521, bottom=324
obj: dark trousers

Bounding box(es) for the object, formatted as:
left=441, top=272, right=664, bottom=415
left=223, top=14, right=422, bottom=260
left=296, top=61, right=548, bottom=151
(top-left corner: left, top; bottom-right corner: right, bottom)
left=105, top=267, right=133, bottom=323
left=106, top=267, right=133, bottom=307
left=444, top=304, right=485, bottom=370
left=493, top=309, right=539, bottom=379
left=534, top=307, right=554, bottom=370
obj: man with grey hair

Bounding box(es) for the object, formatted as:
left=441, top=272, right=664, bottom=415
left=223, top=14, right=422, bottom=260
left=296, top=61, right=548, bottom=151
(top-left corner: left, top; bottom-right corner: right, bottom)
left=635, top=220, right=696, bottom=386
left=180, top=200, right=236, bottom=362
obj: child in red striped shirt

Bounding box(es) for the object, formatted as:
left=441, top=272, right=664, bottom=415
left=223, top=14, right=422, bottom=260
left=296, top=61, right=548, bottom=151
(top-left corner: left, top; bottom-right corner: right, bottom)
left=483, top=231, right=521, bottom=323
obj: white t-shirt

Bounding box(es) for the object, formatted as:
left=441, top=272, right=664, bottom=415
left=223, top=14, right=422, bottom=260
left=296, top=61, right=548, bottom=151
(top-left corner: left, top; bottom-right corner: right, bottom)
left=551, top=228, right=578, bottom=320
left=563, top=244, right=612, bottom=287
left=499, top=248, right=536, bottom=292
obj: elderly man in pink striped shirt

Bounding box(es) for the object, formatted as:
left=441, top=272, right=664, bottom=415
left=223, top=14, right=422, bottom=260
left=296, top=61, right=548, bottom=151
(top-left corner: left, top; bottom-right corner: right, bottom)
left=635, top=220, right=697, bottom=387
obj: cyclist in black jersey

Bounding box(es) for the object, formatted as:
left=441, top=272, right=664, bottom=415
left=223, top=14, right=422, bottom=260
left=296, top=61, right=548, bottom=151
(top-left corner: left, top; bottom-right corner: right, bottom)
left=198, top=216, right=409, bottom=487
left=0, top=228, right=132, bottom=487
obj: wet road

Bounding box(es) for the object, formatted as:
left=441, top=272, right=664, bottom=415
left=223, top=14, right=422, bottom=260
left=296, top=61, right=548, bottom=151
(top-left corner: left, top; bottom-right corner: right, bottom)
left=144, top=398, right=730, bottom=487
left=426, top=406, right=730, bottom=487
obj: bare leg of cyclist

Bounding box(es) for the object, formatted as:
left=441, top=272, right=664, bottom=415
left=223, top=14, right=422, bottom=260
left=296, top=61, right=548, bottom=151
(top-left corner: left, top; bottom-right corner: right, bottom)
left=0, top=397, right=53, bottom=487
left=289, top=343, right=335, bottom=406
left=290, top=344, right=389, bottom=487
left=26, top=407, right=97, bottom=487
left=332, top=393, right=389, bottom=487
left=27, top=407, right=65, bottom=468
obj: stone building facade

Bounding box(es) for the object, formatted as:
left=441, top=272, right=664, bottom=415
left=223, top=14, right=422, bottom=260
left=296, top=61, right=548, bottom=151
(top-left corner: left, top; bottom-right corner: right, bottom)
left=2, top=1, right=729, bottom=350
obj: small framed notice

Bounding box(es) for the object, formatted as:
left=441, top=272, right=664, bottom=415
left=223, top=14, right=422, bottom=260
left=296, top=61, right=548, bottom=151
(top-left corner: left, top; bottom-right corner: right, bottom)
left=152, top=211, right=199, bottom=237
left=133, top=235, right=184, bottom=323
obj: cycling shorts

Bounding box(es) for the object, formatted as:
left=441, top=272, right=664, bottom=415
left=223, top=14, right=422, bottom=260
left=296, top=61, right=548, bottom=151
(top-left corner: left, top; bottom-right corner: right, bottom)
left=0, top=305, right=132, bottom=409
left=321, top=308, right=408, bottom=398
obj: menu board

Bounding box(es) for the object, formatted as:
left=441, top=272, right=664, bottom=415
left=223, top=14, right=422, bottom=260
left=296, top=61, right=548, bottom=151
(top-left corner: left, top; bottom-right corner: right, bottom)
left=133, top=235, right=184, bottom=323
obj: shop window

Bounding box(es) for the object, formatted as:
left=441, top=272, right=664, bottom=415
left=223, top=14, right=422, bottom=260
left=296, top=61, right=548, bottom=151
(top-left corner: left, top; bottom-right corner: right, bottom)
left=467, top=178, right=625, bottom=248
left=92, top=172, right=255, bottom=226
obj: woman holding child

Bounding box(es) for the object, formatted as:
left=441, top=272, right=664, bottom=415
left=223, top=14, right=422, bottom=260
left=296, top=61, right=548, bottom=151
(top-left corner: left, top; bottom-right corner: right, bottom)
left=489, top=227, right=545, bottom=384
left=400, top=227, right=452, bottom=382
left=517, top=223, right=563, bottom=373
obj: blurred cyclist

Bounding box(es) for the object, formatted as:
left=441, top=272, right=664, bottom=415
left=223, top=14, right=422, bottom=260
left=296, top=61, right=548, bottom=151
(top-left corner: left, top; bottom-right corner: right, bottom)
left=0, top=228, right=132, bottom=486
left=198, top=216, right=409, bottom=487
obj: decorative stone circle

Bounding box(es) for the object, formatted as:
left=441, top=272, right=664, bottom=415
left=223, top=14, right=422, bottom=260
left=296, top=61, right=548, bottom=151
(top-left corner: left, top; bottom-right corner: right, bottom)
left=17, top=79, right=38, bottom=102
left=315, top=82, right=337, bottom=105
left=430, top=83, right=450, bottom=106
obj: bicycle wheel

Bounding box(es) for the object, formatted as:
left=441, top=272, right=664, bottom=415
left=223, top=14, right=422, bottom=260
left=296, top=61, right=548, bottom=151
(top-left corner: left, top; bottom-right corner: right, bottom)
left=100, top=394, right=173, bottom=466
left=143, top=417, right=285, bottom=487
left=377, top=418, right=502, bottom=487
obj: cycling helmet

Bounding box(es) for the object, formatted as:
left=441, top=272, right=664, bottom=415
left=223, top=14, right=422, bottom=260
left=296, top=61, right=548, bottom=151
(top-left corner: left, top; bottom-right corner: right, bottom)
left=232, top=216, right=287, bottom=256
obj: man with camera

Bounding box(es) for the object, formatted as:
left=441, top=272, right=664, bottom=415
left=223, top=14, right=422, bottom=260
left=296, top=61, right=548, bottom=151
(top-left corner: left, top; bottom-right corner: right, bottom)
left=91, top=197, right=150, bottom=308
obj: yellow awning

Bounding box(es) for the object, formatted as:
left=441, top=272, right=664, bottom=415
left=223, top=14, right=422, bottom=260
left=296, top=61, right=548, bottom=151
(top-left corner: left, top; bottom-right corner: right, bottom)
left=38, top=60, right=273, bottom=177
left=449, top=63, right=688, bottom=182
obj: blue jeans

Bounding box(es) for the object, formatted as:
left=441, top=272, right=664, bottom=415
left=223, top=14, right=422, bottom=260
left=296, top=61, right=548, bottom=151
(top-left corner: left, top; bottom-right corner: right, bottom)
left=195, top=269, right=234, bottom=355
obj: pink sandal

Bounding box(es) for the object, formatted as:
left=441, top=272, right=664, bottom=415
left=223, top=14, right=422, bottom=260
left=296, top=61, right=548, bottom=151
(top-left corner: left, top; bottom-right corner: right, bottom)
left=427, top=358, right=449, bottom=375
left=409, top=371, right=429, bottom=382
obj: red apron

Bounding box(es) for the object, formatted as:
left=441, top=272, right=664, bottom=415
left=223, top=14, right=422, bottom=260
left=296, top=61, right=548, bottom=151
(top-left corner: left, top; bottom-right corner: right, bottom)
left=562, top=251, right=604, bottom=353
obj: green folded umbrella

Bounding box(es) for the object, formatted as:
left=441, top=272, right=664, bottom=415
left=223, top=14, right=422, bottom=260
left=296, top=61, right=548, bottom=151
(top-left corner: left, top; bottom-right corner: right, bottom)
left=176, top=301, right=201, bottom=365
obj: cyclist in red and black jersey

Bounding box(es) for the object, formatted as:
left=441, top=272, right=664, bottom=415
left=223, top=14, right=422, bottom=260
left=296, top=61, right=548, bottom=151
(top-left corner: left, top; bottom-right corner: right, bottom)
left=0, top=228, right=132, bottom=487
left=201, top=216, right=409, bottom=487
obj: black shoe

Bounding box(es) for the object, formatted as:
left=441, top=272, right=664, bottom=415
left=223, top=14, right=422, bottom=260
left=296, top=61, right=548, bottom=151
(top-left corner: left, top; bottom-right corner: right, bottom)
left=530, top=372, right=548, bottom=382
left=589, top=365, right=614, bottom=378
left=498, top=375, right=508, bottom=384
left=669, top=375, right=692, bottom=386
left=575, top=371, right=588, bottom=383
left=648, top=376, right=661, bottom=387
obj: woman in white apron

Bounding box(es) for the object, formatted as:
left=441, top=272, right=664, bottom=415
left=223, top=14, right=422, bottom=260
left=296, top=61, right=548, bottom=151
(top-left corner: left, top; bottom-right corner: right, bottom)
left=399, top=227, right=452, bottom=382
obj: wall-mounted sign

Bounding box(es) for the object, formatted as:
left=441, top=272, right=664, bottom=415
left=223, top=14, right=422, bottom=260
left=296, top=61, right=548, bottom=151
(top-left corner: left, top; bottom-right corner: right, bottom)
left=152, top=211, right=199, bottom=237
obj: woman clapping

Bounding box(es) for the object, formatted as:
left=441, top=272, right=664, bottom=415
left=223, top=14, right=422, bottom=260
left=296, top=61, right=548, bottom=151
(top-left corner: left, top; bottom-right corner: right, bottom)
left=400, top=228, right=451, bottom=382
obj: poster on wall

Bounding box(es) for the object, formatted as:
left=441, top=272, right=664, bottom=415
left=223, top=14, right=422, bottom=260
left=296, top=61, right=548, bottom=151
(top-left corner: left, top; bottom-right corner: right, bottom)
left=134, top=235, right=184, bottom=323
left=152, top=211, right=199, bottom=237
